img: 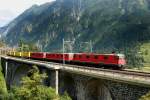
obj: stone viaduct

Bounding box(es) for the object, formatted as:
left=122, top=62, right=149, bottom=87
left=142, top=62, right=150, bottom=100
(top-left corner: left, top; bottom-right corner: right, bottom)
left=1, top=56, right=150, bottom=100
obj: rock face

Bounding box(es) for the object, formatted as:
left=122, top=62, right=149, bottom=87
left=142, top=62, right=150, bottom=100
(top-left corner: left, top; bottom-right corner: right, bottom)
left=1, top=0, right=150, bottom=66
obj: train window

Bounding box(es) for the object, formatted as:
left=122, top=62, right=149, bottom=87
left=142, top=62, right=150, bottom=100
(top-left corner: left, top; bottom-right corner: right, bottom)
left=115, top=56, right=119, bottom=60
left=86, top=55, right=90, bottom=59
left=74, top=55, right=76, bottom=58
left=95, top=55, right=98, bottom=59
left=117, top=54, right=125, bottom=59
left=104, top=56, right=108, bottom=60
left=79, top=55, right=82, bottom=58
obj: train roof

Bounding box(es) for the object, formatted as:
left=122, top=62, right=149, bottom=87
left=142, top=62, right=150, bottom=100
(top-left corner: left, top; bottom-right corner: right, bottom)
left=25, top=52, right=125, bottom=57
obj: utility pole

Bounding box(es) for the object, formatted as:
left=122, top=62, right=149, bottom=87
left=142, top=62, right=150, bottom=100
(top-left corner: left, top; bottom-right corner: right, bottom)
left=90, top=40, right=93, bottom=53
left=21, top=44, right=23, bottom=52
left=62, top=39, right=93, bottom=65
left=63, top=38, right=65, bottom=64
left=62, top=38, right=75, bottom=64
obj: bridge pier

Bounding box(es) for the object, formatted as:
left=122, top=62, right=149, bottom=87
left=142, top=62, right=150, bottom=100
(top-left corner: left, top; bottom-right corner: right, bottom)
left=40, top=68, right=47, bottom=85
left=55, top=70, right=59, bottom=94
left=49, top=70, right=59, bottom=94
left=5, top=60, right=8, bottom=80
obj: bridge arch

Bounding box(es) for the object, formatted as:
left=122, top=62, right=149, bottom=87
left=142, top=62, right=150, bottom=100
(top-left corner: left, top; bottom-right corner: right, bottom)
left=59, top=72, right=76, bottom=99
left=60, top=72, right=113, bottom=100
left=12, top=64, right=33, bottom=86
left=86, top=79, right=113, bottom=100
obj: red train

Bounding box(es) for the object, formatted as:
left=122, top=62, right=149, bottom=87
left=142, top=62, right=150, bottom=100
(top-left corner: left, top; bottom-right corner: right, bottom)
left=8, top=51, right=126, bottom=70
left=16, top=52, right=126, bottom=70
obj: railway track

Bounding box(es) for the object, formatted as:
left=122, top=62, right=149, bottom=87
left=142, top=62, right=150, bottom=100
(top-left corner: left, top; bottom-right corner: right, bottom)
left=40, top=59, right=150, bottom=77
left=60, top=63, right=150, bottom=77
left=123, top=69, right=150, bottom=76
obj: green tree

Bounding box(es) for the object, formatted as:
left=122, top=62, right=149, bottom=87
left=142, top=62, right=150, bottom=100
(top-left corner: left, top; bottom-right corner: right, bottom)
left=0, top=61, right=8, bottom=100
left=7, top=65, right=71, bottom=100
left=139, top=91, right=150, bottom=100
left=18, top=39, right=40, bottom=52
left=60, top=92, right=72, bottom=100
left=0, top=39, right=6, bottom=48
left=9, top=66, right=58, bottom=100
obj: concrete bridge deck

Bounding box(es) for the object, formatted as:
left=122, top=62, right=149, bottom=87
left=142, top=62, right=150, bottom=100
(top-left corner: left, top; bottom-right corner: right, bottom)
left=1, top=55, right=150, bottom=87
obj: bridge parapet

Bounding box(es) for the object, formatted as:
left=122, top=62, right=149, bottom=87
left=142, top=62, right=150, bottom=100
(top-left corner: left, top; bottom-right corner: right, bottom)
left=62, top=65, right=150, bottom=86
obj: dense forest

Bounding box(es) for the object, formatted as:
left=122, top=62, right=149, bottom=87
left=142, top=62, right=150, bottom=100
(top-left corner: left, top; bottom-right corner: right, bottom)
left=0, top=0, right=150, bottom=67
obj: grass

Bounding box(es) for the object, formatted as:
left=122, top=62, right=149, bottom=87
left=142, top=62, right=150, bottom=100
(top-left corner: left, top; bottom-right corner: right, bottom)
left=0, top=61, right=8, bottom=96
left=140, top=42, right=150, bottom=71
left=140, top=42, right=150, bottom=62
left=129, top=42, right=150, bottom=72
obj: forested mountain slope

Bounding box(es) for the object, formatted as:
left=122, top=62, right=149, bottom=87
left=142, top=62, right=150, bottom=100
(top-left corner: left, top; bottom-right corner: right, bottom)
left=2, top=0, right=150, bottom=67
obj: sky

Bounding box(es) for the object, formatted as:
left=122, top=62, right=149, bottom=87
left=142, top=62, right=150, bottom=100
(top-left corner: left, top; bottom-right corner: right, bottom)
left=0, top=0, right=55, bottom=27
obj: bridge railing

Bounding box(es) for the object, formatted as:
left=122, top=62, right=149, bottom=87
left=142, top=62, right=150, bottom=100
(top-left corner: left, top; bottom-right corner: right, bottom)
left=62, top=64, right=150, bottom=86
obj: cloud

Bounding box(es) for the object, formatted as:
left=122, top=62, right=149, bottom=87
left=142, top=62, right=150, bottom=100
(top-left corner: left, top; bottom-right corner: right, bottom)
left=0, top=9, right=16, bottom=27
left=0, top=0, right=55, bottom=15
left=0, top=0, right=55, bottom=27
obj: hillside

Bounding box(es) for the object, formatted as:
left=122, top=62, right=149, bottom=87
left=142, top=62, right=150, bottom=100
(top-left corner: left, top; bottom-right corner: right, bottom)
left=1, top=0, right=150, bottom=67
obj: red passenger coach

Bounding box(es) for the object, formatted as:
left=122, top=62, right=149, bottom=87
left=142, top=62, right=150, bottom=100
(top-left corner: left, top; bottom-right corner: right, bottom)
left=31, top=52, right=46, bottom=59
left=46, top=53, right=74, bottom=62
left=46, top=53, right=63, bottom=61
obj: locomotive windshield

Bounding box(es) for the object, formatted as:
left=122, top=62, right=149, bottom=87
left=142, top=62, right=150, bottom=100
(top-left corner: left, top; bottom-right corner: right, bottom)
left=117, top=54, right=125, bottom=58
